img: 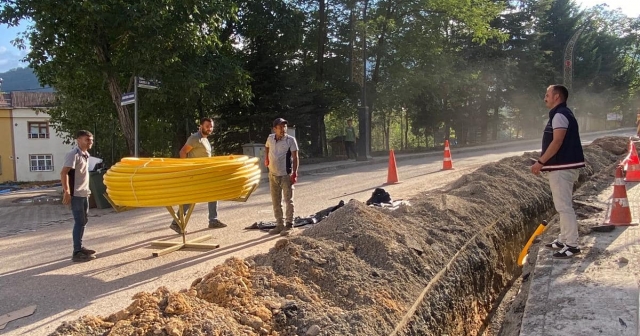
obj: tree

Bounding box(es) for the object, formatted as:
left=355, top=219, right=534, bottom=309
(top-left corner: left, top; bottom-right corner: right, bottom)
left=1, top=0, right=249, bottom=156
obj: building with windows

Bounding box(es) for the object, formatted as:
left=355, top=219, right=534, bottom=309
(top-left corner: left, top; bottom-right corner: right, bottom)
left=1, top=92, right=72, bottom=182
left=0, top=93, right=15, bottom=183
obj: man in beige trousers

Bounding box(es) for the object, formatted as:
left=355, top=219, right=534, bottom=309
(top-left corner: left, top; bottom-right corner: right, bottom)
left=265, top=118, right=299, bottom=236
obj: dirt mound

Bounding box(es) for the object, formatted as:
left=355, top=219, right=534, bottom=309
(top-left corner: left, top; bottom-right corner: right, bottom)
left=49, top=137, right=627, bottom=336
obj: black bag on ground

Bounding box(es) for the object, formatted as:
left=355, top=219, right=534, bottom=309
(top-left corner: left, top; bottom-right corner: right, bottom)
left=366, top=188, right=392, bottom=205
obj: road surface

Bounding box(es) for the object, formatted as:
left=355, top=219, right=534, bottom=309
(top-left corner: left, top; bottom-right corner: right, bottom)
left=0, top=129, right=630, bottom=335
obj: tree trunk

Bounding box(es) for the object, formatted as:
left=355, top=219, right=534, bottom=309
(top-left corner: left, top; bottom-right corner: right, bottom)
left=94, top=45, right=135, bottom=156
left=425, top=128, right=429, bottom=149
left=319, top=115, right=328, bottom=157
left=316, top=0, right=326, bottom=83
left=348, top=5, right=356, bottom=84
left=404, top=110, right=409, bottom=149
left=400, top=110, right=404, bottom=149
left=370, top=2, right=394, bottom=86
left=492, top=94, right=500, bottom=141
left=384, top=113, right=390, bottom=150
left=368, top=0, right=393, bottom=154
left=106, top=74, right=135, bottom=155
left=460, top=119, right=468, bottom=145
left=444, top=121, right=450, bottom=141
left=480, top=99, right=488, bottom=143
left=314, top=0, right=328, bottom=157
left=197, top=96, right=205, bottom=120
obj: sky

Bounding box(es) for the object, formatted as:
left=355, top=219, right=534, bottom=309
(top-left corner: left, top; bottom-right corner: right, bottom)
left=0, top=23, right=30, bottom=73
left=0, top=1, right=639, bottom=73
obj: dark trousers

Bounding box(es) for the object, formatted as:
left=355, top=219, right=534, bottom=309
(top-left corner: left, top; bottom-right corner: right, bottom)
left=344, top=141, right=357, bottom=159
left=71, top=196, right=89, bottom=252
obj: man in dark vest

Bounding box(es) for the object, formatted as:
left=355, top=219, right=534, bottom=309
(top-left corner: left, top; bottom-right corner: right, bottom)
left=531, top=85, right=585, bottom=258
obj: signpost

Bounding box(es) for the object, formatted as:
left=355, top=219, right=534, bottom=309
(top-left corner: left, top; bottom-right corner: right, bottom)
left=120, top=92, right=135, bottom=106
left=122, top=77, right=161, bottom=157
left=606, top=113, right=623, bottom=121
left=137, top=78, right=160, bottom=90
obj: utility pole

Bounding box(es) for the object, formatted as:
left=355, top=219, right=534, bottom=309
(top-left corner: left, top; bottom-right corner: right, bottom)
left=120, top=77, right=160, bottom=157
left=563, top=19, right=591, bottom=131
left=563, top=20, right=590, bottom=91
left=134, top=76, right=139, bottom=157
left=357, top=0, right=371, bottom=161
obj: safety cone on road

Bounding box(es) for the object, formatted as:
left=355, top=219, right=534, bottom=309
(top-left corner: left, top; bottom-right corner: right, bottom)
left=625, top=163, right=640, bottom=182
left=604, top=166, right=637, bottom=226
left=384, top=150, right=400, bottom=185
left=623, top=139, right=640, bottom=171
left=442, top=140, right=453, bottom=170
left=625, top=142, right=640, bottom=181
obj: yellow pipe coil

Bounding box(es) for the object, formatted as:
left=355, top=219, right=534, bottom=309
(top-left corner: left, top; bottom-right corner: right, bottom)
left=104, top=155, right=261, bottom=207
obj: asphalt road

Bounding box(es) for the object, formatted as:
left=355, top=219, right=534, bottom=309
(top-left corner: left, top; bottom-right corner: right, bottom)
left=0, top=128, right=631, bottom=335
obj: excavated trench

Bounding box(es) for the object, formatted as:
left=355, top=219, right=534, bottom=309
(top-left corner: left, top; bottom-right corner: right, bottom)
left=49, top=137, right=627, bottom=336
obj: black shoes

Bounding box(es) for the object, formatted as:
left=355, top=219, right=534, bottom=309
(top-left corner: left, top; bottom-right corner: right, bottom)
left=72, top=250, right=96, bottom=262
left=553, top=245, right=581, bottom=259
left=169, top=219, right=226, bottom=234
left=545, top=239, right=565, bottom=250
left=80, top=247, right=96, bottom=255
left=208, top=219, right=228, bottom=229
left=169, top=221, right=183, bottom=234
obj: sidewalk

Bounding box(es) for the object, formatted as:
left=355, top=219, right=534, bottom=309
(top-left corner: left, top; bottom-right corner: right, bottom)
left=520, top=182, right=640, bottom=335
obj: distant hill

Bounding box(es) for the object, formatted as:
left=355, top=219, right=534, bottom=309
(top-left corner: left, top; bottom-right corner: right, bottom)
left=0, top=67, right=54, bottom=92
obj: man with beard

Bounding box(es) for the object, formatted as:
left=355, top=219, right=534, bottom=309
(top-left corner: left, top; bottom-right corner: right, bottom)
left=531, top=85, right=585, bottom=259
left=168, top=117, right=227, bottom=233
left=265, top=118, right=299, bottom=236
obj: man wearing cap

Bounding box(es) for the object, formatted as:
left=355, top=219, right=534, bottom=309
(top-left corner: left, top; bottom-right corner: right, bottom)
left=265, top=118, right=299, bottom=236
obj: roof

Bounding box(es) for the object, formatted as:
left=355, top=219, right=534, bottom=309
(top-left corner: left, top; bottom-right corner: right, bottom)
left=0, top=93, right=10, bottom=107
left=10, top=91, right=56, bottom=108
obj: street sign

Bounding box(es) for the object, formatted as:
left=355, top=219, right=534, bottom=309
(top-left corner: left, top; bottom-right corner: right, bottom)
left=606, top=113, right=622, bottom=121
left=120, top=92, right=135, bottom=106
left=137, top=77, right=160, bottom=89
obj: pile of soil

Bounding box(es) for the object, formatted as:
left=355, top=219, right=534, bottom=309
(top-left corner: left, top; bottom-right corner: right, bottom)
left=50, top=137, right=627, bottom=336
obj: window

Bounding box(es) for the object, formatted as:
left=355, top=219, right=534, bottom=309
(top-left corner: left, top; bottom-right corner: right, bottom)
left=30, top=154, right=54, bottom=172
left=28, top=122, right=50, bottom=139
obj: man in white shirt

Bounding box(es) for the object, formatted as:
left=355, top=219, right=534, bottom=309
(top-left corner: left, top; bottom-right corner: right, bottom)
left=61, top=130, right=96, bottom=262
left=265, top=118, right=299, bottom=236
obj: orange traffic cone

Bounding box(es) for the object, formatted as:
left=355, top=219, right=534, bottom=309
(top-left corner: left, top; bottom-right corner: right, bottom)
left=385, top=150, right=400, bottom=185
left=604, top=166, right=637, bottom=226
left=625, top=162, right=640, bottom=182
left=626, top=141, right=640, bottom=181
left=442, top=140, right=453, bottom=170
left=623, top=139, right=640, bottom=170
left=629, top=140, right=639, bottom=161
